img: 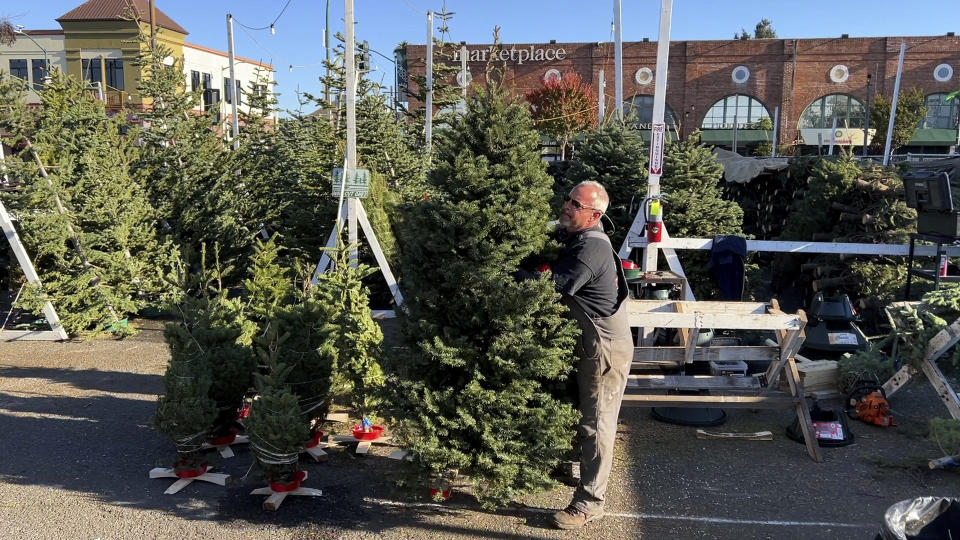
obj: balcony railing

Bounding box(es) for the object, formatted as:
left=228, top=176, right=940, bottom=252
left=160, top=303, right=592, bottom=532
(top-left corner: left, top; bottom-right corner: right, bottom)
left=105, top=90, right=126, bottom=109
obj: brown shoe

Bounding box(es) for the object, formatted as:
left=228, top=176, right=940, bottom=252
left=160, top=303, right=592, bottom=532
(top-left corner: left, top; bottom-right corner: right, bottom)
left=550, top=506, right=603, bottom=530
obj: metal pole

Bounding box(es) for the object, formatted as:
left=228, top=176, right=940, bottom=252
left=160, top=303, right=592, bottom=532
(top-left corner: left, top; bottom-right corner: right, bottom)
left=345, top=0, right=358, bottom=266
left=226, top=14, right=240, bottom=150
left=598, top=69, right=605, bottom=127
left=461, top=44, right=467, bottom=99
left=643, top=0, right=673, bottom=272
left=425, top=11, right=434, bottom=157
left=771, top=106, right=779, bottom=157
left=13, top=29, right=50, bottom=84
left=828, top=114, right=838, bottom=155
left=883, top=41, right=906, bottom=167
left=732, top=94, right=739, bottom=154
left=324, top=0, right=331, bottom=105
left=648, top=0, right=672, bottom=198
left=613, top=0, right=623, bottom=121
left=149, top=0, right=156, bottom=52
left=863, top=74, right=871, bottom=157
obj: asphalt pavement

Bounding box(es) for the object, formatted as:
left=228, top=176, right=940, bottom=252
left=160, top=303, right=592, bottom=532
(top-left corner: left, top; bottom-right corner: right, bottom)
left=1, top=320, right=957, bottom=539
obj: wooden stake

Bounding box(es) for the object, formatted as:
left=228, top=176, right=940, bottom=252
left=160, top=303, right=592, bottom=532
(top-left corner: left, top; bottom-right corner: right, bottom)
left=696, top=429, right=773, bottom=441
left=149, top=467, right=230, bottom=494
left=250, top=471, right=322, bottom=511
left=202, top=434, right=249, bottom=458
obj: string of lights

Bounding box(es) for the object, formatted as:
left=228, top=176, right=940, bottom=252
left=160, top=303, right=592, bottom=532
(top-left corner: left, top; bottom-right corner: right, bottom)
left=233, top=0, right=294, bottom=34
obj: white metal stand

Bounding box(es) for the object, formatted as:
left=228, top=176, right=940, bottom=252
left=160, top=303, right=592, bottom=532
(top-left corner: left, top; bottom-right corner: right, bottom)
left=310, top=199, right=404, bottom=309
left=310, top=0, right=403, bottom=313
left=0, top=158, right=68, bottom=341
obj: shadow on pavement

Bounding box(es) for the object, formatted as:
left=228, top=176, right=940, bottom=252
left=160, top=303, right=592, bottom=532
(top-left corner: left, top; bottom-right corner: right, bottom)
left=0, top=365, right=161, bottom=395
left=0, top=365, right=549, bottom=535
left=619, top=381, right=956, bottom=540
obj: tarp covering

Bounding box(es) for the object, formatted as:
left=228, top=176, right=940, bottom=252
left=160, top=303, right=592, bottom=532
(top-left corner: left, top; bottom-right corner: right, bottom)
left=713, top=148, right=790, bottom=184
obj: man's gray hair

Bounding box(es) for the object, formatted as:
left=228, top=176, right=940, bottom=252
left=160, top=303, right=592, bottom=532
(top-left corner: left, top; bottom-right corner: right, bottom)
left=574, top=180, right=610, bottom=213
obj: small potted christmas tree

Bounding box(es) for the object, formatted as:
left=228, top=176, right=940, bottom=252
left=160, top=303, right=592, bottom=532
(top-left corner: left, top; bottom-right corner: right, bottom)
left=247, top=330, right=310, bottom=489
left=154, top=322, right=219, bottom=477
left=314, top=243, right=385, bottom=439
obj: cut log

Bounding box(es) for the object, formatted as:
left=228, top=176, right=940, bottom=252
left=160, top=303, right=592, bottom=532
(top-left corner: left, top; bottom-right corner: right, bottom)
left=929, top=455, right=960, bottom=469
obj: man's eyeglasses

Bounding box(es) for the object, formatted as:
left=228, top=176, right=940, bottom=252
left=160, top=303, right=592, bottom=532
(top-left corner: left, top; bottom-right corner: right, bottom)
left=564, top=194, right=600, bottom=212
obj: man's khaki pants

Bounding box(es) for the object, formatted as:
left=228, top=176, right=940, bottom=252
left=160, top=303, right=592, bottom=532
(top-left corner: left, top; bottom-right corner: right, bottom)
left=568, top=300, right=633, bottom=515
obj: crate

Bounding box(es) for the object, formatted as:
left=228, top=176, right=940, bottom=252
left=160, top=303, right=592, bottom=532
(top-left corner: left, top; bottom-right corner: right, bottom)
left=709, top=360, right=747, bottom=377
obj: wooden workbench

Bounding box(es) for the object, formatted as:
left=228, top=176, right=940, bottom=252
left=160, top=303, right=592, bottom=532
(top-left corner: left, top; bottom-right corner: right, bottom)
left=622, top=298, right=822, bottom=462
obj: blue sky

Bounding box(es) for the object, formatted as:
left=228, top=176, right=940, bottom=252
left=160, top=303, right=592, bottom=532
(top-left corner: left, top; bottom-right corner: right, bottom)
left=7, top=1, right=958, bottom=114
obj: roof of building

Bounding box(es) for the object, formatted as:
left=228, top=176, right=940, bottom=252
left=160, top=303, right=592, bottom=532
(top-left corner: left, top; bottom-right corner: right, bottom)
left=183, top=42, right=274, bottom=71
left=56, top=0, right=188, bottom=35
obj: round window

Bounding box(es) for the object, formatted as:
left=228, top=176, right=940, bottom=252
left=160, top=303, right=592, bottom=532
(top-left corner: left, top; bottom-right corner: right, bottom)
left=829, top=65, right=849, bottom=83
left=456, top=69, right=473, bottom=87
left=731, top=65, right=750, bottom=84
left=934, top=64, right=953, bottom=82
left=635, top=67, right=653, bottom=86
left=543, top=69, right=562, bottom=83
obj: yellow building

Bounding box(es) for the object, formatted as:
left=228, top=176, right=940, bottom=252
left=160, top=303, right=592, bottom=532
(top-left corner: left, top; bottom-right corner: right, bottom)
left=2, top=0, right=274, bottom=118
left=56, top=0, right=189, bottom=109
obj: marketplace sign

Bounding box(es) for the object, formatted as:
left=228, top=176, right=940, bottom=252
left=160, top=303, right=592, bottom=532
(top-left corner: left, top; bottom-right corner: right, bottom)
left=452, top=46, right=567, bottom=65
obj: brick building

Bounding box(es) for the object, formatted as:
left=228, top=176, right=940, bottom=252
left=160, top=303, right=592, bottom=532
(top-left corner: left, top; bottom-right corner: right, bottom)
left=398, top=34, right=960, bottom=154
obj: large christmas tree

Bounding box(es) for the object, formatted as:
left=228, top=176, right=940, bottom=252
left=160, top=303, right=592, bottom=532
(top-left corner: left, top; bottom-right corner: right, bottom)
left=0, top=71, right=174, bottom=335
left=385, top=72, right=579, bottom=507
left=661, top=133, right=744, bottom=299
left=132, top=35, right=248, bottom=268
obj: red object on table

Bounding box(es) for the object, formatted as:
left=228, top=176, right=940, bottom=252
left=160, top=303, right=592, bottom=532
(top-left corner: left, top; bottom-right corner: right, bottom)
left=269, top=470, right=307, bottom=493
left=352, top=424, right=385, bottom=441
left=621, top=259, right=638, bottom=270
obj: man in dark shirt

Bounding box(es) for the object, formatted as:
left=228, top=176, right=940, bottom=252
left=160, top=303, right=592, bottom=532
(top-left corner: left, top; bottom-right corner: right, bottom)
left=547, top=181, right=634, bottom=530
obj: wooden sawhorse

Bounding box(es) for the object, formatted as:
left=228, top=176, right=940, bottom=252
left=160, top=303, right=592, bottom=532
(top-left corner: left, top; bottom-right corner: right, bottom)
left=621, top=299, right=822, bottom=462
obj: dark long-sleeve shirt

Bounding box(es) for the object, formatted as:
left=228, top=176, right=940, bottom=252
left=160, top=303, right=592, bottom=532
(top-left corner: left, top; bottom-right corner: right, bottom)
left=551, top=224, right=620, bottom=319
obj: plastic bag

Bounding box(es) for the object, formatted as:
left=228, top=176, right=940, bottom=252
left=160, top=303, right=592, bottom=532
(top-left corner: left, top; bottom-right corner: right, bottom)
left=878, top=497, right=960, bottom=540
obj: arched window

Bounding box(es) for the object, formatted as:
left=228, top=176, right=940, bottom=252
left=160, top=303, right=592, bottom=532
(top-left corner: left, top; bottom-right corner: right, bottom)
left=799, top=94, right=866, bottom=129
left=701, top=95, right=770, bottom=129
left=922, top=93, right=960, bottom=129
left=624, top=95, right=678, bottom=129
